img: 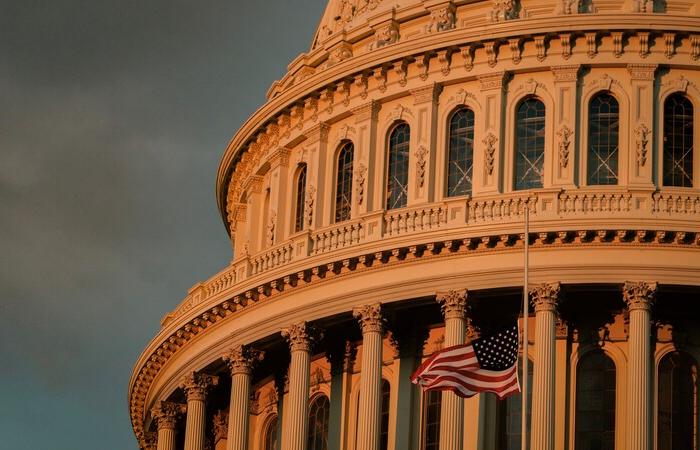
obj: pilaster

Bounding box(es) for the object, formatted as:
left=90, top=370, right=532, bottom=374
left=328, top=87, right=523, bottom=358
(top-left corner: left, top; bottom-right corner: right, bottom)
left=302, top=122, right=330, bottom=229
left=352, top=101, right=381, bottom=215
left=626, top=64, right=657, bottom=187
left=268, top=148, right=292, bottom=243
left=408, top=83, right=442, bottom=205
left=551, top=65, right=580, bottom=187
left=474, top=72, right=509, bottom=195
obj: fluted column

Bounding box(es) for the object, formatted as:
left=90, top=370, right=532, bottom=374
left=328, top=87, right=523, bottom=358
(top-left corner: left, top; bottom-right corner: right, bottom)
left=353, top=303, right=385, bottom=450
left=182, top=372, right=219, bottom=450
left=151, top=401, right=185, bottom=450
left=435, top=289, right=468, bottom=450
left=529, top=282, right=561, bottom=450
left=624, top=281, right=657, bottom=450
left=281, top=322, right=316, bottom=450
left=224, top=345, right=264, bottom=450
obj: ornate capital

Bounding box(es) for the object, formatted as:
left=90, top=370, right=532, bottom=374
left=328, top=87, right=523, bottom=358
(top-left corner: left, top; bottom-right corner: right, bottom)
left=269, top=147, right=291, bottom=169
left=551, top=64, right=580, bottom=83
left=623, top=281, right=657, bottom=311
left=478, top=71, right=508, bottom=91
left=181, top=372, right=219, bottom=402
left=410, top=82, right=442, bottom=105
left=223, top=345, right=264, bottom=376
left=151, top=401, right=185, bottom=430
left=281, top=321, right=318, bottom=352
left=435, top=289, right=468, bottom=320
left=303, top=122, right=330, bottom=145
left=353, top=303, right=384, bottom=334
left=352, top=100, right=381, bottom=123
left=627, top=63, right=657, bottom=81
left=530, top=282, right=561, bottom=312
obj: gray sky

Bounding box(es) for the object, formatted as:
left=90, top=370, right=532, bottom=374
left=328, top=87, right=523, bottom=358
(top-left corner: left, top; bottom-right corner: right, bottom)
left=0, top=1, right=324, bottom=448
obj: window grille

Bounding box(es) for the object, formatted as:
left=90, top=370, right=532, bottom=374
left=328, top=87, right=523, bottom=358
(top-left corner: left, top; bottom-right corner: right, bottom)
left=663, top=94, right=694, bottom=187
left=447, top=108, right=475, bottom=197
left=587, top=93, right=620, bottom=185
left=514, top=98, right=546, bottom=190
left=335, top=142, right=354, bottom=222
left=386, top=123, right=410, bottom=210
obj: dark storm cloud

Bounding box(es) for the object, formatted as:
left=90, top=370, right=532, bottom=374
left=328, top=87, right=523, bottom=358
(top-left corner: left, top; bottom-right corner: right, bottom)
left=0, top=1, right=325, bottom=448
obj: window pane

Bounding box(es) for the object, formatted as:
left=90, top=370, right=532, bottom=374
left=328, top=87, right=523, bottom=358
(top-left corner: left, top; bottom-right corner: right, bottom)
left=514, top=98, right=545, bottom=190
left=335, top=142, right=354, bottom=222
left=657, top=351, right=698, bottom=450
left=663, top=94, right=694, bottom=187
left=575, top=350, right=616, bottom=450
left=380, top=380, right=391, bottom=450
left=447, top=108, right=475, bottom=197
left=308, top=395, right=330, bottom=450
left=387, top=123, right=410, bottom=210
left=423, top=390, right=441, bottom=450
left=264, top=415, right=278, bottom=450
left=587, top=93, right=619, bottom=185
left=295, top=164, right=307, bottom=232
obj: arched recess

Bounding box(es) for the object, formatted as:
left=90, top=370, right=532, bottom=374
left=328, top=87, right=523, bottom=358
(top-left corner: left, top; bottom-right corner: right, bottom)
left=654, top=345, right=699, bottom=450
left=504, top=80, right=555, bottom=192
left=385, top=121, right=411, bottom=210
left=377, top=104, right=416, bottom=210
left=579, top=75, right=631, bottom=187
left=657, top=77, right=700, bottom=189
left=307, top=393, right=330, bottom=450
left=334, top=141, right=354, bottom=223
left=569, top=344, right=626, bottom=450
left=513, top=97, right=547, bottom=191
left=444, top=106, right=476, bottom=197
left=292, top=163, right=308, bottom=234
left=348, top=368, right=395, bottom=450
left=661, top=93, right=695, bottom=187
left=587, top=92, right=621, bottom=186
left=260, top=413, right=279, bottom=450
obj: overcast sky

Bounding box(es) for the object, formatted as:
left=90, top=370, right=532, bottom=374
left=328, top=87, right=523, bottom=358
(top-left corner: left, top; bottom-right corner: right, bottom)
left=0, top=1, right=325, bottom=448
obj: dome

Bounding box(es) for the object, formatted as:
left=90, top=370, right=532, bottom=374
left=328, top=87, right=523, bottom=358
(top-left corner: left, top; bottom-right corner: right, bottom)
left=131, top=2, right=700, bottom=450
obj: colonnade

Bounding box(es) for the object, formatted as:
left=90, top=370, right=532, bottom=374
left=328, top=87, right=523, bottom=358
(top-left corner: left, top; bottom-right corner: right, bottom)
left=148, top=281, right=658, bottom=450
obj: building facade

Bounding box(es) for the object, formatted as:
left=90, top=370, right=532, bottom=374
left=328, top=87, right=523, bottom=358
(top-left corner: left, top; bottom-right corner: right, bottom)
left=129, top=1, right=700, bottom=450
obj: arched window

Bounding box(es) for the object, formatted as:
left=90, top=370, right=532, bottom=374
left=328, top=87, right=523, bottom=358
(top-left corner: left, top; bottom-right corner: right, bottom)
left=575, top=349, right=616, bottom=450
left=447, top=107, right=475, bottom=197
left=263, top=415, right=278, bottom=450
left=308, top=395, right=330, bottom=450
left=294, top=164, right=307, bottom=233
left=386, top=122, right=410, bottom=210
left=380, top=379, right=391, bottom=450
left=335, top=142, right=354, bottom=222
left=663, top=94, right=694, bottom=187
left=657, top=351, right=698, bottom=450
left=422, top=390, right=441, bottom=450
left=588, top=93, right=620, bottom=185
left=514, top=98, right=545, bottom=190
left=497, top=359, right=533, bottom=450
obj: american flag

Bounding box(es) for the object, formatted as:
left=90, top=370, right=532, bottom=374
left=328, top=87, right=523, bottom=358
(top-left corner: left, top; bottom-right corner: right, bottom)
left=410, top=324, right=521, bottom=399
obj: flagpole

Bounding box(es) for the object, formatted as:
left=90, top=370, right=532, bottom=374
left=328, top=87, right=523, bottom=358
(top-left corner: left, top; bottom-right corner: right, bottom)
left=521, top=205, right=529, bottom=450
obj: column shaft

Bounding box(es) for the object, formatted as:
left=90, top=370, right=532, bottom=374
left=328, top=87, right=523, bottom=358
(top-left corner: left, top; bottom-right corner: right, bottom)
left=156, top=427, right=176, bottom=450
left=354, top=304, right=384, bottom=450
left=227, top=373, right=251, bottom=450
left=281, top=322, right=314, bottom=450
left=184, top=398, right=206, bottom=450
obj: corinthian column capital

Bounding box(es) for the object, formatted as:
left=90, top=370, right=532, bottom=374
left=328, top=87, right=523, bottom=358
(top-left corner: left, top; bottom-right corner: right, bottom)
left=151, top=401, right=186, bottom=430
left=181, top=373, right=219, bottom=402
left=353, top=303, right=384, bottom=334
left=623, top=281, right=657, bottom=311
left=281, top=321, right=319, bottom=352
left=223, top=345, right=264, bottom=376
left=530, top=282, right=561, bottom=313
left=436, top=289, right=468, bottom=320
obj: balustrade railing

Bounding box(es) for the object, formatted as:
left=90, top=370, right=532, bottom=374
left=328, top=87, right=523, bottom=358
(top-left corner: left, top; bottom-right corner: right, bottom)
left=311, top=220, right=364, bottom=255
left=251, top=242, right=294, bottom=276
left=558, top=189, right=633, bottom=215
left=653, top=190, right=700, bottom=215
left=383, top=204, right=448, bottom=237
left=467, top=193, right=537, bottom=223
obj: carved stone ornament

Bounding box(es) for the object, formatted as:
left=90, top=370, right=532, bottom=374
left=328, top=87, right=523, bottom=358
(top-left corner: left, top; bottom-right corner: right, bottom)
left=461, top=45, right=475, bottom=71
left=332, top=0, right=384, bottom=31
left=304, top=185, right=316, bottom=227
left=559, top=0, right=580, bottom=14
left=415, top=145, right=428, bottom=187
left=632, top=0, right=654, bottom=13
left=213, top=410, right=228, bottom=442
left=436, top=289, right=468, bottom=320
left=483, top=133, right=498, bottom=175
left=450, top=88, right=477, bottom=106
left=428, top=3, right=456, bottom=33
left=509, top=38, right=522, bottom=64
left=388, top=104, right=411, bottom=122
left=181, top=372, right=219, bottom=402
left=623, top=281, right=657, bottom=311
left=634, top=123, right=651, bottom=167
left=355, top=163, right=367, bottom=205
left=281, top=321, right=317, bottom=352
left=223, top=344, right=264, bottom=376
left=151, top=401, right=186, bottom=430
left=557, top=125, right=573, bottom=168
left=353, top=303, right=384, bottom=334
left=373, top=21, right=399, bottom=49
left=324, top=42, right=353, bottom=69
left=266, top=211, right=276, bottom=247
left=310, top=367, right=325, bottom=392
left=143, top=431, right=157, bottom=450
left=529, top=282, right=561, bottom=312
left=489, top=0, right=517, bottom=22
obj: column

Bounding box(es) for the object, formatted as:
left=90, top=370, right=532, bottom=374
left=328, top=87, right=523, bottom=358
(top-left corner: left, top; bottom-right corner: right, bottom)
left=325, top=339, right=356, bottom=450
left=529, top=282, right=561, bottom=450
left=624, top=281, right=657, bottom=450
left=182, top=372, right=219, bottom=450
left=435, top=289, right=468, bottom=450
left=151, top=401, right=185, bottom=450
left=281, top=321, right=316, bottom=450
left=224, top=345, right=264, bottom=450
left=353, top=303, right=385, bottom=450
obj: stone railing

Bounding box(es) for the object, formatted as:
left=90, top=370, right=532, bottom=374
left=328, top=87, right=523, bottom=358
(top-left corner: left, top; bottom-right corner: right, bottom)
left=311, top=219, right=364, bottom=255
left=383, top=203, right=448, bottom=237
left=167, top=188, right=700, bottom=324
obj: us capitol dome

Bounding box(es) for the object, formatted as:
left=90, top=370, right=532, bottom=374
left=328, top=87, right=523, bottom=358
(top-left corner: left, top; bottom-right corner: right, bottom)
left=129, top=1, right=700, bottom=450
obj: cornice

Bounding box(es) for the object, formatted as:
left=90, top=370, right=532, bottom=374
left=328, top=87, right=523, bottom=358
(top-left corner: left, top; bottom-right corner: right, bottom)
left=129, top=223, right=700, bottom=448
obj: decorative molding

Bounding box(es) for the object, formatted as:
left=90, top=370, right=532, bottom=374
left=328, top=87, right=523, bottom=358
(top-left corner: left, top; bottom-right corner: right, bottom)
left=691, top=35, right=700, bottom=61
left=303, top=122, right=330, bottom=145
left=304, top=185, right=316, bottom=227
left=223, top=344, right=264, bottom=376
left=612, top=31, right=623, bottom=58
left=269, top=148, right=291, bottom=169
left=557, top=125, right=573, bottom=168
left=449, top=88, right=477, bottom=106
left=461, top=45, right=475, bottom=71
left=634, top=123, right=651, bottom=167
left=281, top=321, right=318, bottom=352
left=560, top=33, right=572, bottom=60
left=355, top=163, right=367, bottom=205
left=394, top=59, right=408, bottom=86
left=627, top=63, right=657, bottom=81
left=336, top=124, right=355, bottom=142
left=559, top=0, right=580, bottom=14
left=509, top=38, right=522, bottom=64
left=373, top=66, right=387, bottom=92
left=428, top=2, right=456, bottom=33
left=551, top=64, right=580, bottom=83
left=353, top=303, right=384, bottom=334
left=416, top=53, right=431, bottom=81
left=387, top=104, right=412, bottom=122
left=632, top=0, right=653, bottom=12
left=478, top=71, right=508, bottom=91
left=437, top=49, right=452, bottom=76
left=483, top=133, right=498, bottom=175
left=436, top=289, right=468, bottom=320
left=181, top=372, right=219, bottom=402
left=352, top=100, right=381, bottom=123
left=623, top=281, right=657, bottom=311
left=373, top=20, right=399, bottom=49
left=529, top=282, right=561, bottom=312
left=324, top=42, right=353, bottom=69
left=355, top=73, right=369, bottom=100
left=586, top=32, right=598, bottom=58
left=638, top=32, right=650, bottom=59
left=664, top=33, right=676, bottom=59
left=489, top=0, right=517, bottom=22
left=535, top=35, right=547, bottom=62
left=411, top=83, right=442, bottom=105
left=415, top=145, right=428, bottom=187
left=266, top=211, right=277, bottom=246
left=485, top=41, right=499, bottom=67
